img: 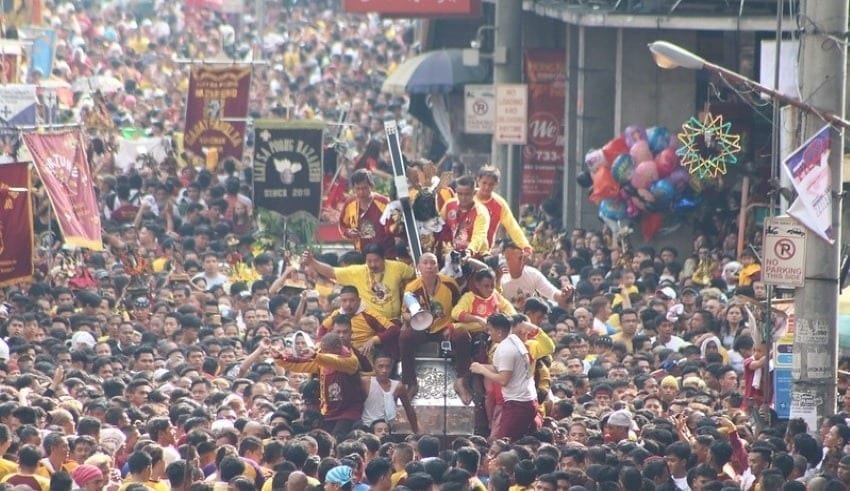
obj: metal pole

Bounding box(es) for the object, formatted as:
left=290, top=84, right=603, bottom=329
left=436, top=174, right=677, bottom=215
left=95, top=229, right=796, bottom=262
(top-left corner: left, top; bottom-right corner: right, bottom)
left=791, top=0, right=847, bottom=421
left=491, top=0, right=522, bottom=208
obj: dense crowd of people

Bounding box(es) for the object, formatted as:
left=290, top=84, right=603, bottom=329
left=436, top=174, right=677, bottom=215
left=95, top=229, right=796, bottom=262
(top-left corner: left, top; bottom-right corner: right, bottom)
left=0, top=1, right=844, bottom=491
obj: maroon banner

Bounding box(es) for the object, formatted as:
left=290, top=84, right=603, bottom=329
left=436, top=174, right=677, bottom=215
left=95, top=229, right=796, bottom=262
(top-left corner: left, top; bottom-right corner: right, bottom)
left=184, top=65, right=252, bottom=165
left=0, top=163, right=33, bottom=286
left=521, top=49, right=566, bottom=206
left=342, top=0, right=481, bottom=16
left=23, top=130, right=103, bottom=250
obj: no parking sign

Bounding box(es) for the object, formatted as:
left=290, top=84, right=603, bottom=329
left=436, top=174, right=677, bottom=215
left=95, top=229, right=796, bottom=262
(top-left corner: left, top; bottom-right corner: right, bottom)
left=763, top=216, right=806, bottom=287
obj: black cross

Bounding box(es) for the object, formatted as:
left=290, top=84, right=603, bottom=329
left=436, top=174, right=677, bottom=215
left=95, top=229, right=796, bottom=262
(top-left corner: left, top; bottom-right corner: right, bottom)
left=0, top=106, right=11, bottom=120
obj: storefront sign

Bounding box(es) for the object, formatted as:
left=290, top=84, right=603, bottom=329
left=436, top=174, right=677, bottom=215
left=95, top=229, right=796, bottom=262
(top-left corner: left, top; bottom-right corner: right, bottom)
left=522, top=49, right=566, bottom=205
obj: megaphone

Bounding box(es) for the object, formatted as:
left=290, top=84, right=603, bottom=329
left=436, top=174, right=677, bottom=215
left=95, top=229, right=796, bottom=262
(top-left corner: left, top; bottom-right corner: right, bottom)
left=403, top=292, right=434, bottom=332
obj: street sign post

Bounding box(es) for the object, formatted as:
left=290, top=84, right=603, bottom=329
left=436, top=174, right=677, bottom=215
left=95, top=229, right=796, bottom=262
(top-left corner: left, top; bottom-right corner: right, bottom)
left=763, top=216, right=807, bottom=287
left=494, top=83, right=527, bottom=145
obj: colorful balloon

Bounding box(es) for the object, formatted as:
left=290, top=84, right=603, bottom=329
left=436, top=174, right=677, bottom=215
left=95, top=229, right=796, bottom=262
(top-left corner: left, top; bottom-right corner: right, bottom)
left=650, top=178, right=676, bottom=206
left=599, top=199, right=628, bottom=220
left=577, top=170, right=593, bottom=188
left=655, top=148, right=679, bottom=178
left=585, top=148, right=608, bottom=172
left=629, top=140, right=653, bottom=164
left=589, top=166, right=621, bottom=203
left=668, top=167, right=691, bottom=189
left=672, top=195, right=702, bottom=213
left=602, top=136, right=629, bottom=163
left=623, top=125, right=647, bottom=148
left=631, top=160, right=659, bottom=189
left=646, top=126, right=671, bottom=155
left=611, top=154, right=635, bottom=185
left=626, top=201, right=639, bottom=218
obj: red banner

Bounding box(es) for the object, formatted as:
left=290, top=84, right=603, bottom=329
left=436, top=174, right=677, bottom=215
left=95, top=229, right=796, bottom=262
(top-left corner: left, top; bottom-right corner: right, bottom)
left=342, top=0, right=481, bottom=16
left=184, top=65, right=252, bottom=165
left=0, top=163, right=33, bottom=286
left=23, top=130, right=103, bottom=250
left=521, top=49, right=566, bottom=206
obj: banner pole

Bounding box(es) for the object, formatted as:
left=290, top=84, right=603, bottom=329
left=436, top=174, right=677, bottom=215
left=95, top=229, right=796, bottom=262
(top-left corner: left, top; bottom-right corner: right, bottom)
left=173, top=58, right=270, bottom=66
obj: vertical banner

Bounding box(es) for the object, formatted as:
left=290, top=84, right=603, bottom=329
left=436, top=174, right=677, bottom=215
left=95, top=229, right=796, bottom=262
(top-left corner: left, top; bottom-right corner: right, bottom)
left=0, top=162, right=33, bottom=285
left=0, top=41, right=20, bottom=84
left=22, top=130, right=103, bottom=250
left=184, top=65, right=251, bottom=164
left=783, top=124, right=834, bottom=243
left=252, top=120, right=324, bottom=217
left=521, top=49, right=566, bottom=206
left=19, top=27, right=56, bottom=78
left=0, top=85, right=36, bottom=160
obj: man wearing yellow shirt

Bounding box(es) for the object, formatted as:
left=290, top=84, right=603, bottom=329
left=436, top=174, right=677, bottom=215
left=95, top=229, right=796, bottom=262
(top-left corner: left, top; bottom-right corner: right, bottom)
left=0, top=425, right=17, bottom=480
left=474, top=166, right=531, bottom=254
left=303, top=244, right=416, bottom=320
left=117, top=450, right=157, bottom=491
left=398, top=252, right=461, bottom=396
left=319, top=285, right=399, bottom=360
left=36, top=432, right=77, bottom=479
left=1, top=445, right=50, bottom=491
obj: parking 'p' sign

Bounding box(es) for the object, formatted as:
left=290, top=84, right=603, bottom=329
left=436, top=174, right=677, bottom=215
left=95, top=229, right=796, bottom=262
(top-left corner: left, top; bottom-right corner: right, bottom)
left=763, top=216, right=806, bottom=287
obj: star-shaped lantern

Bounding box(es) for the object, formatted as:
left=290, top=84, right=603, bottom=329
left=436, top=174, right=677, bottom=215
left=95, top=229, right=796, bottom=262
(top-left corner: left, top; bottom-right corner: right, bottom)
left=676, top=112, right=741, bottom=178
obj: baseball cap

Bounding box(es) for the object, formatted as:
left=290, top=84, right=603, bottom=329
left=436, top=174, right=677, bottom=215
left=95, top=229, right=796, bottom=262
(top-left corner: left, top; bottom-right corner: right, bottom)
left=656, top=287, right=677, bottom=300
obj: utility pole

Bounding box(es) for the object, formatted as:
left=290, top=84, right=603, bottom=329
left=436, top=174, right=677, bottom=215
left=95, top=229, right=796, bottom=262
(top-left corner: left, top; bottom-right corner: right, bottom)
left=791, top=0, right=847, bottom=423
left=491, top=0, right=522, bottom=208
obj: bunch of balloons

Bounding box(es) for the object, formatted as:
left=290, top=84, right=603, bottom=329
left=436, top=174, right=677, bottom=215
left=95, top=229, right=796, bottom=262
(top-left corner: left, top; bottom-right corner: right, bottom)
left=580, top=125, right=705, bottom=240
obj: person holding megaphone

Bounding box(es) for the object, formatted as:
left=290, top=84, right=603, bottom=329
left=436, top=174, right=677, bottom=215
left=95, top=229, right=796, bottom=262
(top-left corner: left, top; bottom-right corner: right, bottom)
left=398, top=252, right=462, bottom=399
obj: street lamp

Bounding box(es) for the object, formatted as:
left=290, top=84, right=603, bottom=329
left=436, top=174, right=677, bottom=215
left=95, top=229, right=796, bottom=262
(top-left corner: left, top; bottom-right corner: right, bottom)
left=648, top=40, right=850, bottom=130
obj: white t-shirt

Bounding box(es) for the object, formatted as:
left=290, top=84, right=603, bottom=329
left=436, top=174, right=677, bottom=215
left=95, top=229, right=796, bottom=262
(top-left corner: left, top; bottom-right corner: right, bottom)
left=652, top=335, right=687, bottom=351
left=494, top=334, right=536, bottom=402
left=500, top=266, right=559, bottom=307
left=673, top=475, right=691, bottom=491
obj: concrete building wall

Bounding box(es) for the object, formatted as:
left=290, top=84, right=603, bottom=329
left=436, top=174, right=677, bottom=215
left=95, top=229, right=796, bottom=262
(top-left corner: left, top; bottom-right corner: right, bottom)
left=617, top=29, right=697, bottom=136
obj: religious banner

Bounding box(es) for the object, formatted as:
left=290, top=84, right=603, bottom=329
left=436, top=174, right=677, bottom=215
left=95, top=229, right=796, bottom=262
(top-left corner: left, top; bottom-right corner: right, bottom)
left=0, top=162, right=33, bottom=286
left=22, top=130, right=103, bottom=250
left=521, top=49, right=566, bottom=206
left=783, top=124, right=834, bottom=243
left=184, top=65, right=251, bottom=164
left=0, top=41, right=21, bottom=84
left=19, top=26, right=56, bottom=79
left=0, top=85, right=36, bottom=161
left=252, top=120, right=324, bottom=217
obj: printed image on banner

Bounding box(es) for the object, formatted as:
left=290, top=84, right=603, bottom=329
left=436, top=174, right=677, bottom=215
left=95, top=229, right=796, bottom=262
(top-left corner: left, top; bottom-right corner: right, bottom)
left=782, top=124, right=833, bottom=243
left=184, top=65, right=251, bottom=164
left=0, top=41, right=21, bottom=84
left=521, top=49, right=565, bottom=206
left=23, top=130, right=103, bottom=250
left=18, top=26, right=56, bottom=79
left=252, top=120, right=324, bottom=217
left=0, top=85, right=36, bottom=162
left=0, top=162, right=33, bottom=286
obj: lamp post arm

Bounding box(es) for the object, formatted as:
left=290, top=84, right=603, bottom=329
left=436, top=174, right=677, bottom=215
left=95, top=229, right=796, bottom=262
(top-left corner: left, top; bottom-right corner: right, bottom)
left=706, top=62, right=850, bottom=130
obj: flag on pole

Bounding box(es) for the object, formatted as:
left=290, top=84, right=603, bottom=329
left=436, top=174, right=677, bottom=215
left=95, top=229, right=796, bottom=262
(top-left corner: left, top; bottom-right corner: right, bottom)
left=0, top=162, right=33, bottom=286
left=22, top=130, right=102, bottom=250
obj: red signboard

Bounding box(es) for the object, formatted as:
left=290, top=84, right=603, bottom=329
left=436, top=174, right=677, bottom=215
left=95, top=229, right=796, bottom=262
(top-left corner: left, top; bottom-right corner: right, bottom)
left=521, top=49, right=566, bottom=206
left=342, top=0, right=481, bottom=16
left=0, top=163, right=33, bottom=286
